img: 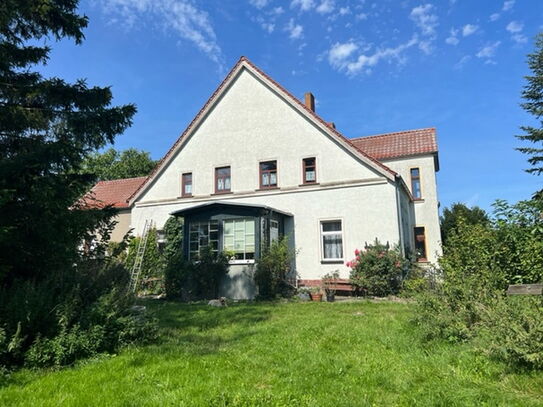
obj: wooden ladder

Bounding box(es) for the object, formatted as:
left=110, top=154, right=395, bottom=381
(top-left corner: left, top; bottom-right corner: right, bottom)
left=128, top=219, right=153, bottom=293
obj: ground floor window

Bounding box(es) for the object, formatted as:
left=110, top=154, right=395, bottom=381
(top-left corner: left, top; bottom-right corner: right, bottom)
left=321, top=220, right=343, bottom=260
left=414, top=226, right=427, bottom=262
left=223, top=218, right=255, bottom=261
left=189, top=220, right=219, bottom=259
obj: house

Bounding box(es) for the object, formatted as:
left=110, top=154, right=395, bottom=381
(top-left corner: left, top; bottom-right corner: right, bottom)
left=95, top=56, right=442, bottom=299
left=83, top=176, right=146, bottom=242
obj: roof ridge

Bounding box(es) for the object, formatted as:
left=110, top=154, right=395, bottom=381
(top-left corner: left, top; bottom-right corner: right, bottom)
left=351, top=127, right=436, bottom=142
left=97, top=176, right=148, bottom=185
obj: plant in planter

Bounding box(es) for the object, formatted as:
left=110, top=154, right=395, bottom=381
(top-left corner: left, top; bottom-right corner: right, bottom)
left=309, top=286, right=323, bottom=302
left=322, top=270, right=340, bottom=302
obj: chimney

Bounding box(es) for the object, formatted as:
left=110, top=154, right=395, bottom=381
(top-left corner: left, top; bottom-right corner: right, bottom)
left=304, top=92, right=315, bottom=112
left=328, top=122, right=336, bottom=129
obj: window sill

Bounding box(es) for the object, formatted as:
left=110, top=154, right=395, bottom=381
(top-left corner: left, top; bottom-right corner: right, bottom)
left=413, top=198, right=425, bottom=203
left=321, top=259, right=344, bottom=264
left=299, top=182, right=319, bottom=187
left=228, top=259, right=255, bottom=265
left=256, top=187, right=279, bottom=191
left=178, top=194, right=193, bottom=199
left=212, top=191, right=233, bottom=196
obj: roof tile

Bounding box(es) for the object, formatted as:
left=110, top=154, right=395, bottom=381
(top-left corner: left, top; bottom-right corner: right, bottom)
left=83, top=177, right=147, bottom=209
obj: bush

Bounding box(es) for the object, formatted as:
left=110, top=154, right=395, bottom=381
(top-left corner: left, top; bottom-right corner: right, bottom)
left=347, top=239, right=409, bottom=296
left=254, top=237, right=296, bottom=300
left=481, top=296, right=543, bottom=369
left=0, top=259, right=158, bottom=369
left=164, top=247, right=229, bottom=301
left=124, top=228, right=165, bottom=281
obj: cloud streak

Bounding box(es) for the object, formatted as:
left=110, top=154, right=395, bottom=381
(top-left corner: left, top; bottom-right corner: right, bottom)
left=96, top=0, right=223, bottom=68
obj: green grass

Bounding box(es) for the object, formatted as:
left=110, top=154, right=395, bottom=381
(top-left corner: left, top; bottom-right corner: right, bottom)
left=1, top=300, right=542, bottom=406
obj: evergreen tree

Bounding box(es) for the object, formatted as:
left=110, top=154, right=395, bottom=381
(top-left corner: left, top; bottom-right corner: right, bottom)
left=440, top=203, right=489, bottom=244
left=0, top=1, right=136, bottom=285
left=82, top=148, right=157, bottom=181
left=517, top=33, right=543, bottom=181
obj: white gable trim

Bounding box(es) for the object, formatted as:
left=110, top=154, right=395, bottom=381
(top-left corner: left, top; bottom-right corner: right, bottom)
left=128, top=57, right=396, bottom=206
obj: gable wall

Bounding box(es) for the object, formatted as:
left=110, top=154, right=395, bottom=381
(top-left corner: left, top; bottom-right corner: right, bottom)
left=137, top=68, right=386, bottom=203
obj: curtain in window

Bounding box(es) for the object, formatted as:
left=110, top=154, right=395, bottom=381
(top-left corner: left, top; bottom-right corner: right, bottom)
left=323, top=234, right=343, bottom=259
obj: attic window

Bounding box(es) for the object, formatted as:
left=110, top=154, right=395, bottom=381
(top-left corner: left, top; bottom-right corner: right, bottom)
left=303, top=157, right=316, bottom=184
left=260, top=161, right=277, bottom=189
left=215, top=166, right=231, bottom=193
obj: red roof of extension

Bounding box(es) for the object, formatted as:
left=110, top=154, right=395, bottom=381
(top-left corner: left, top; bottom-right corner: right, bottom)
left=350, top=128, right=438, bottom=161
left=83, top=176, right=147, bottom=209
left=127, top=56, right=397, bottom=204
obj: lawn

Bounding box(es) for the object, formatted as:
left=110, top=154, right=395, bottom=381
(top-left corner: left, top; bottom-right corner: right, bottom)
left=0, top=300, right=542, bottom=406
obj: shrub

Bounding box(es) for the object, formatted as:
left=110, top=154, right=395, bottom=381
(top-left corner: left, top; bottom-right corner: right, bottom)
left=0, top=259, right=158, bottom=368
left=164, top=246, right=229, bottom=301
left=481, top=296, right=543, bottom=369
left=254, top=237, right=296, bottom=300
left=347, top=239, right=408, bottom=296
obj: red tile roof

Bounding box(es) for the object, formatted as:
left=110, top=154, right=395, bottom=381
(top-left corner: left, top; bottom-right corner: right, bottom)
left=350, top=128, right=437, bottom=161
left=83, top=177, right=147, bottom=209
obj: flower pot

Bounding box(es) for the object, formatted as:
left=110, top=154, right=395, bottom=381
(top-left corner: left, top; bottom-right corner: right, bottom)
left=310, top=293, right=323, bottom=302
left=326, top=293, right=335, bottom=302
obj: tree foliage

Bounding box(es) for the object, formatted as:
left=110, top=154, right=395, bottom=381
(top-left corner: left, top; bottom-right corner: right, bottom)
left=0, top=1, right=158, bottom=368
left=517, top=33, right=543, bottom=179
left=81, top=148, right=156, bottom=181
left=440, top=202, right=489, bottom=244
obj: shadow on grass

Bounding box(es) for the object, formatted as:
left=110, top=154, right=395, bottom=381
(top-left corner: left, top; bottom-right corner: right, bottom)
left=138, top=300, right=273, bottom=357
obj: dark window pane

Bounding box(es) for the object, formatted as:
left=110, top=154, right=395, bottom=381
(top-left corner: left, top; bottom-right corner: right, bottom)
left=322, top=221, right=341, bottom=232
left=260, top=161, right=276, bottom=171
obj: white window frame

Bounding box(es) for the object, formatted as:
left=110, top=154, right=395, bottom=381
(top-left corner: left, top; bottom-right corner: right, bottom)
left=319, top=219, right=344, bottom=262
left=223, top=218, right=256, bottom=264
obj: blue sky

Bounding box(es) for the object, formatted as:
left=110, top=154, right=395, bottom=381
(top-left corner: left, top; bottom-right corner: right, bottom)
left=41, top=0, right=543, bottom=212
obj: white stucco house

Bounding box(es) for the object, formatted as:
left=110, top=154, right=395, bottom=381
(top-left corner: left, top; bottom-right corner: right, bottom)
left=96, top=56, right=442, bottom=299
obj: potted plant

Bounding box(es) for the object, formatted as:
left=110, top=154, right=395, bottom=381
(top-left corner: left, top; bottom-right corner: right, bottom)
left=322, top=270, right=340, bottom=302
left=309, top=286, right=323, bottom=302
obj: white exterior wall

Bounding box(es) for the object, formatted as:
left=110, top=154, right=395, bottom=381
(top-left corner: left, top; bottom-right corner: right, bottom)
left=133, top=182, right=400, bottom=281
left=383, top=155, right=442, bottom=264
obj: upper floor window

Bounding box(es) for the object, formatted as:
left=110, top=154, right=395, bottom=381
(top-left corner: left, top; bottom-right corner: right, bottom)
left=414, top=226, right=427, bottom=262
left=303, top=157, right=316, bottom=184
left=320, top=220, right=343, bottom=261
left=182, top=172, right=192, bottom=197
left=410, top=168, right=421, bottom=199
left=260, top=161, right=277, bottom=189
left=215, top=166, right=231, bottom=193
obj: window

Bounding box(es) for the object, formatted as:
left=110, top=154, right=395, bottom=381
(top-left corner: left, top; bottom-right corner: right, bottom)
left=259, top=161, right=277, bottom=189
left=410, top=168, right=421, bottom=199
left=215, top=166, right=231, bottom=193
left=320, top=220, right=343, bottom=260
left=303, top=157, right=316, bottom=184
left=182, top=172, right=192, bottom=197
left=189, top=220, right=219, bottom=259
left=414, top=226, right=427, bottom=262
left=223, top=218, right=255, bottom=261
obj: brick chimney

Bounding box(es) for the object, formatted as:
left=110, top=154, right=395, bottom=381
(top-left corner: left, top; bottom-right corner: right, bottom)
left=304, top=92, right=315, bottom=112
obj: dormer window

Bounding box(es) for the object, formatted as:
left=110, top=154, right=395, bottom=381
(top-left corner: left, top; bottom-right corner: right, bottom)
left=215, top=166, right=231, bottom=193
left=410, top=168, right=421, bottom=199
left=303, top=157, right=316, bottom=184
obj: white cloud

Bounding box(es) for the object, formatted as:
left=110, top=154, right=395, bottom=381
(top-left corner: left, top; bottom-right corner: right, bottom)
left=476, top=41, right=501, bottom=59
left=454, top=55, right=471, bottom=70
left=328, top=36, right=418, bottom=75
left=291, top=0, right=315, bottom=11
left=410, top=4, right=438, bottom=36
left=489, top=13, right=500, bottom=22
left=261, top=22, right=275, bottom=33
left=316, top=0, right=334, bottom=14
left=249, top=0, right=269, bottom=9
left=356, top=13, right=368, bottom=20
left=339, top=7, right=350, bottom=15
left=272, top=6, right=284, bottom=15
left=506, top=21, right=523, bottom=33
left=445, top=27, right=459, bottom=45
left=502, top=0, right=515, bottom=11
left=506, top=21, right=527, bottom=43
left=97, top=0, right=223, bottom=67
left=462, top=24, right=478, bottom=37
left=285, top=18, right=304, bottom=39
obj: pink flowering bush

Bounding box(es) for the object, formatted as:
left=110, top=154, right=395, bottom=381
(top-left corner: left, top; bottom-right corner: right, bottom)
left=347, top=239, right=409, bottom=296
